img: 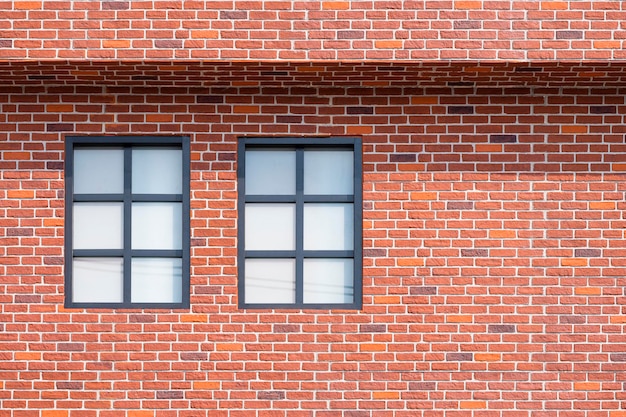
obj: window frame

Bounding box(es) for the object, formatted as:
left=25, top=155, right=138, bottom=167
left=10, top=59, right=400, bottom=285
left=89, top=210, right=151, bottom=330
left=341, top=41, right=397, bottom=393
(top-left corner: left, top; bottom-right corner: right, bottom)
left=237, top=137, right=363, bottom=310
left=64, top=135, right=190, bottom=309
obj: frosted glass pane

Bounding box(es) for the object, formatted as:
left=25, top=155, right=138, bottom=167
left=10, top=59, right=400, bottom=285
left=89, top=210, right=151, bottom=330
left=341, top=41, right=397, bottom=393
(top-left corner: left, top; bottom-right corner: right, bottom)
left=304, top=259, right=354, bottom=304
left=73, top=203, right=123, bottom=250
left=74, top=148, right=124, bottom=194
left=245, top=149, right=296, bottom=195
left=304, top=150, right=353, bottom=195
left=132, top=203, right=182, bottom=250
left=245, top=259, right=295, bottom=304
left=73, top=258, right=123, bottom=303
left=132, top=147, right=182, bottom=194
left=131, top=258, right=182, bottom=303
left=304, top=204, right=353, bottom=251
left=245, top=204, right=295, bottom=250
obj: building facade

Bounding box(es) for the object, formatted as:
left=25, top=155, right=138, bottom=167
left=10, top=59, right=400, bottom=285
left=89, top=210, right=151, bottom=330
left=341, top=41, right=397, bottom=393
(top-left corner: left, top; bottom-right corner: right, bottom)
left=1, top=1, right=626, bottom=416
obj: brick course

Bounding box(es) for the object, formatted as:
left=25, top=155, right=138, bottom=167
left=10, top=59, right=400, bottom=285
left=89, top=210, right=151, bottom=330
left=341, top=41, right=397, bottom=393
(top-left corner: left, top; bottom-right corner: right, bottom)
left=1, top=83, right=626, bottom=415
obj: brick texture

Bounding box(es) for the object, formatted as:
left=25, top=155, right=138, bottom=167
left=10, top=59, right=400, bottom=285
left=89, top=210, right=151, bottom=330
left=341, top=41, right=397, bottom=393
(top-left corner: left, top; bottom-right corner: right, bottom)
left=1, top=83, right=626, bottom=416
left=1, top=1, right=626, bottom=60
left=2, top=0, right=626, bottom=415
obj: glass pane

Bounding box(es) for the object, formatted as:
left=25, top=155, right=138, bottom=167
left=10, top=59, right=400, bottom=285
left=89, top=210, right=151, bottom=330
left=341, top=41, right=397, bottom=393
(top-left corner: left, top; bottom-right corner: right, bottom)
left=73, top=258, right=123, bottom=303
left=74, top=148, right=124, bottom=194
left=303, top=203, right=353, bottom=251
left=245, top=204, right=295, bottom=251
left=132, top=203, right=182, bottom=250
left=304, top=259, right=354, bottom=304
left=132, top=147, right=182, bottom=194
left=245, top=149, right=296, bottom=195
left=304, top=149, right=353, bottom=195
left=131, top=258, right=182, bottom=303
left=245, top=259, right=295, bottom=304
left=73, top=203, right=123, bottom=250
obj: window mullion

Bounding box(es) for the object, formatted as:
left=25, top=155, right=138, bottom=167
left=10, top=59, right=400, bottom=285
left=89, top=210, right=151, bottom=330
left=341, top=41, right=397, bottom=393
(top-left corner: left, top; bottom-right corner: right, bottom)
left=123, top=146, right=132, bottom=305
left=295, top=148, right=304, bottom=305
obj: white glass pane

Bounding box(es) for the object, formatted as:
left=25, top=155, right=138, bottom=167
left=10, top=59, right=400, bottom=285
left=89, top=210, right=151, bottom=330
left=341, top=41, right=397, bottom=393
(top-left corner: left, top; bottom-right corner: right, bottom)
left=245, top=259, right=295, bottom=304
left=132, top=147, right=182, bottom=194
left=74, top=148, right=124, bottom=194
left=73, top=203, right=123, bottom=250
left=245, top=149, right=296, bottom=195
left=73, top=258, right=123, bottom=303
left=132, top=203, right=182, bottom=250
left=131, top=258, right=182, bottom=303
left=303, top=204, right=353, bottom=251
left=304, top=150, right=353, bottom=195
left=304, top=259, right=354, bottom=304
left=245, top=204, right=295, bottom=251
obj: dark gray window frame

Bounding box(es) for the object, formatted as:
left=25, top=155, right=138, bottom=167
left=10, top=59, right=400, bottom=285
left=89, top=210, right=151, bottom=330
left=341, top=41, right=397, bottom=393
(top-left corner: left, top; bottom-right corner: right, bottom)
left=237, top=137, right=363, bottom=310
left=64, top=135, right=190, bottom=309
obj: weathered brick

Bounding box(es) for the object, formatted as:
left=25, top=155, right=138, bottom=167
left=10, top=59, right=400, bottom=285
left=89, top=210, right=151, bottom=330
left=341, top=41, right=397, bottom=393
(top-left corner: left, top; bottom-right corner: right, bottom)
left=257, top=391, right=285, bottom=400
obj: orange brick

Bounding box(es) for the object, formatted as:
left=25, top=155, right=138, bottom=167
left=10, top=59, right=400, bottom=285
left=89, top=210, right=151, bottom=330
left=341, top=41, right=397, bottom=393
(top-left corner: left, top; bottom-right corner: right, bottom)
left=15, top=352, right=41, bottom=360
left=373, top=296, right=401, bottom=304
left=128, top=412, right=153, bottom=417
left=475, top=144, right=502, bottom=153
left=562, top=125, right=587, bottom=134
left=397, top=258, right=424, bottom=266
left=474, top=353, right=500, bottom=362
left=447, top=315, right=472, bottom=323
left=574, top=287, right=600, bottom=295
left=474, top=353, right=501, bottom=362
left=613, top=164, right=626, bottom=171
left=181, top=314, right=207, bottom=323
left=322, top=1, right=349, bottom=9
left=375, top=40, right=403, bottom=49
left=574, top=382, right=600, bottom=391
left=8, top=190, right=35, bottom=199
left=454, top=1, right=482, bottom=9
left=193, top=381, right=221, bottom=390
left=14, top=1, right=41, bottom=9
left=233, top=105, right=260, bottom=114
left=410, top=192, right=437, bottom=200
left=610, top=316, right=626, bottom=324
left=47, top=104, right=73, bottom=112
left=347, top=125, right=373, bottom=135
left=561, top=258, right=587, bottom=267
left=4, top=152, right=31, bottom=160
left=191, top=30, right=218, bottom=39
left=589, top=202, right=615, bottom=210
left=541, top=1, right=568, bottom=10
left=43, top=219, right=64, bottom=227
left=373, top=391, right=400, bottom=400
left=43, top=411, right=68, bottom=417
left=360, top=344, right=387, bottom=352
left=103, top=40, right=130, bottom=48
left=216, top=343, right=243, bottom=351
left=594, top=41, right=621, bottom=49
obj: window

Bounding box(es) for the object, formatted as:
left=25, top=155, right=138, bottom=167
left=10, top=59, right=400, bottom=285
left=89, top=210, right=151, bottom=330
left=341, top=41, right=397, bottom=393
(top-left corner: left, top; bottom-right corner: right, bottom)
left=237, top=137, right=362, bottom=309
left=65, top=136, right=190, bottom=308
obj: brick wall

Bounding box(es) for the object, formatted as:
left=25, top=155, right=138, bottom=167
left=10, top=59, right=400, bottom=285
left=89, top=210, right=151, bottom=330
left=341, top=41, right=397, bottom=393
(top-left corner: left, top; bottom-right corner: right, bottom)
left=1, top=83, right=626, bottom=416
left=2, top=1, right=626, bottom=60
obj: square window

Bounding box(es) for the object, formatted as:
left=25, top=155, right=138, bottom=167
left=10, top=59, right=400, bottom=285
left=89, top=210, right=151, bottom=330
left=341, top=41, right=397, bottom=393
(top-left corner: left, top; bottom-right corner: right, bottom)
left=237, top=137, right=362, bottom=309
left=65, top=136, right=190, bottom=308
